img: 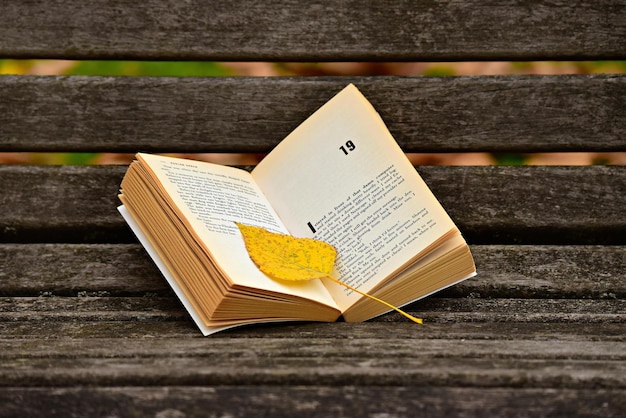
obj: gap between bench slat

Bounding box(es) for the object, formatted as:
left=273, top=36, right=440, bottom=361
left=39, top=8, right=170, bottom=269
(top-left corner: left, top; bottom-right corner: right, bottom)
left=1, top=75, right=624, bottom=153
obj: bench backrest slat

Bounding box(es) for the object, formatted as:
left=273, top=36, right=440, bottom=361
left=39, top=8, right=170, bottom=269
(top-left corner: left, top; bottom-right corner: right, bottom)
left=1, top=1, right=625, bottom=61
left=1, top=76, right=624, bottom=153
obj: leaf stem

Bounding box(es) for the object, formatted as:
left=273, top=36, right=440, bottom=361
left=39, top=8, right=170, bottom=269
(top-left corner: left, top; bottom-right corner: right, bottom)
left=325, top=275, right=423, bottom=324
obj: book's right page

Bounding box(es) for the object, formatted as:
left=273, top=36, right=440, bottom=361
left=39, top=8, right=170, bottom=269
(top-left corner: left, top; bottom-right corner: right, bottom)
left=252, top=84, right=460, bottom=312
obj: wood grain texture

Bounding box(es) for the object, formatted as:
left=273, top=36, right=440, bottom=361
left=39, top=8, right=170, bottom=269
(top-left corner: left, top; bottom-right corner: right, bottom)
left=3, top=296, right=624, bottom=324
left=2, top=212, right=619, bottom=402
left=1, top=338, right=624, bottom=388
left=1, top=387, right=624, bottom=418
left=1, top=291, right=624, bottom=388
left=1, top=242, right=623, bottom=401
left=1, top=75, right=624, bottom=153
left=1, top=165, right=624, bottom=244
left=1, top=1, right=624, bottom=61
left=1, top=244, right=624, bottom=298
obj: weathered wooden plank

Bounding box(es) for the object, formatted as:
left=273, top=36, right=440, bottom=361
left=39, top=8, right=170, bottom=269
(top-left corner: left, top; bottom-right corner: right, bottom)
left=460, top=246, right=626, bottom=299
left=1, top=165, right=624, bottom=244
left=2, top=245, right=624, bottom=298
left=0, top=385, right=626, bottom=418
left=0, top=244, right=167, bottom=296
left=1, top=387, right=624, bottom=418
left=0, top=165, right=124, bottom=243
left=0, top=1, right=624, bottom=61
left=0, top=296, right=185, bottom=321
left=424, top=165, right=626, bottom=245
left=1, top=334, right=624, bottom=390
left=1, top=348, right=624, bottom=388
left=1, top=75, right=624, bottom=153
left=2, top=335, right=624, bottom=361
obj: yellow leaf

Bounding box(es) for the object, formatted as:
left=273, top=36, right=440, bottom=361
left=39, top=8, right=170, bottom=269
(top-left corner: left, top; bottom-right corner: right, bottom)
left=235, top=223, right=423, bottom=324
left=235, top=223, right=336, bottom=281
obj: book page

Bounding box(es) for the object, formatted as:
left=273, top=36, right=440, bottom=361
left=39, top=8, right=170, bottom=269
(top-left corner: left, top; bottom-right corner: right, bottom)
left=135, top=153, right=339, bottom=308
left=252, top=84, right=456, bottom=312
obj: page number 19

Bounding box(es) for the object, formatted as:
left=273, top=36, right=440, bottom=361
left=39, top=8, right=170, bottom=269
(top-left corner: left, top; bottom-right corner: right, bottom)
left=339, top=140, right=356, bottom=155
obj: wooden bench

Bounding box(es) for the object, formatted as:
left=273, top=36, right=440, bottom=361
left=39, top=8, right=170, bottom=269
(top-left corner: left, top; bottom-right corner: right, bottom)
left=1, top=1, right=625, bottom=416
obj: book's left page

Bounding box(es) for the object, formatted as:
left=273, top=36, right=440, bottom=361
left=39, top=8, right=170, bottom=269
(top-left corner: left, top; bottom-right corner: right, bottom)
left=121, top=153, right=340, bottom=314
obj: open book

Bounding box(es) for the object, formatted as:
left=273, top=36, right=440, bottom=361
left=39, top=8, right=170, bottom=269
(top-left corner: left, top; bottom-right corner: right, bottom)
left=118, top=84, right=476, bottom=335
